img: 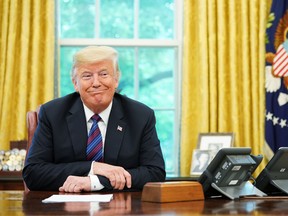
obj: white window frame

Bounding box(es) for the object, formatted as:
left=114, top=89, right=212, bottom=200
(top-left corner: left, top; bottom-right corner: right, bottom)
left=57, top=0, right=183, bottom=176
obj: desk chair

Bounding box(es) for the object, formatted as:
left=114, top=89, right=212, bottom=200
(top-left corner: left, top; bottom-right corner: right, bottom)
left=24, top=107, right=40, bottom=192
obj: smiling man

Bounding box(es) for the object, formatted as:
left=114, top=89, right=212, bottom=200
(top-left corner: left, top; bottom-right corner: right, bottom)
left=23, top=46, right=166, bottom=192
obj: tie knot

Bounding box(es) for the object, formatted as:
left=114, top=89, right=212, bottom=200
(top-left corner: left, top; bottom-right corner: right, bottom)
left=91, top=114, right=101, bottom=123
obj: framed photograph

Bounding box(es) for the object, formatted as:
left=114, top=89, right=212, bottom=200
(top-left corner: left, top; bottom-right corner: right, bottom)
left=190, top=149, right=215, bottom=176
left=197, top=133, right=234, bottom=150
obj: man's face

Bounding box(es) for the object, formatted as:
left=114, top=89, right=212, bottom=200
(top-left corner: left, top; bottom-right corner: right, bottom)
left=73, top=60, right=119, bottom=113
left=199, top=153, right=209, bottom=164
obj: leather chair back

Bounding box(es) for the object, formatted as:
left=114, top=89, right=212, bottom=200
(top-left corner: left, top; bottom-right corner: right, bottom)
left=24, top=106, right=40, bottom=192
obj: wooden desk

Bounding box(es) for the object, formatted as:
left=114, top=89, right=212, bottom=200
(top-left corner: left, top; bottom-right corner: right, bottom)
left=0, top=171, right=24, bottom=190
left=2, top=190, right=288, bottom=215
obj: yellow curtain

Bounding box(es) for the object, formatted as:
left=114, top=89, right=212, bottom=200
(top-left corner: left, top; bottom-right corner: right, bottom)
left=0, top=0, right=55, bottom=150
left=181, top=0, right=272, bottom=176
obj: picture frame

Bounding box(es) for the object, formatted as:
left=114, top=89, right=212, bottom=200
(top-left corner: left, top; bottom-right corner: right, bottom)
left=190, top=149, right=216, bottom=176
left=197, top=133, right=235, bottom=150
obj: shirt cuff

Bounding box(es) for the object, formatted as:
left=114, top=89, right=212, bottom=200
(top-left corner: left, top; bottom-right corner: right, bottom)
left=89, top=162, right=104, bottom=191
left=89, top=174, right=104, bottom=191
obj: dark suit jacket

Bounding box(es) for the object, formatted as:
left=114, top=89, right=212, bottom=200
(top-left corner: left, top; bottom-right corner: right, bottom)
left=23, top=92, right=166, bottom=191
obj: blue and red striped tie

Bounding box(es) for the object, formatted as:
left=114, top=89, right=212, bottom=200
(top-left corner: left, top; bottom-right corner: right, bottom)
left=86, top=114, right=103, bottom=162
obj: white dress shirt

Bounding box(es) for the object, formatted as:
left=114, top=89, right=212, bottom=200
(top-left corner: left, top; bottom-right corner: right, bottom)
left=83, top=101, right=112, bottom=191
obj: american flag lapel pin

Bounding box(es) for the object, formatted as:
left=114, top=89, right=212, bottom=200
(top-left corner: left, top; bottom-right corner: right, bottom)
left=117, top=125, right=123, bottom=132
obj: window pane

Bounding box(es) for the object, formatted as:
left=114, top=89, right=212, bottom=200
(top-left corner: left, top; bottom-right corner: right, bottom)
left=155, top=110, right=175, bottom=174
left=138, top=48, right=174, bottom=108
left=59, top=0, right=95, bottom=38
left=100, top=0, right=134, bottom=38
left=139, top=0, right=174, bottom=39
left=60, top=47, right=82, bottom=96
left=116, top=47, right=135, bottom=97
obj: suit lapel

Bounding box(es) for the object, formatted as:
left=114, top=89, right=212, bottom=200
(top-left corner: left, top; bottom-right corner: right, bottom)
left=66, top=97, right=87, bottom=160
left=104, top=95, right=126, bottom=164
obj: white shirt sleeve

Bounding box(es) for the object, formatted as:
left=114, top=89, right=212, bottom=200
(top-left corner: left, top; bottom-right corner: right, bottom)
left=88, top=162, right=104, bottom=191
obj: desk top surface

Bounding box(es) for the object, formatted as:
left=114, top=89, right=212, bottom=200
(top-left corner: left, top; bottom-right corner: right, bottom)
left=1, top=190, right=288, bottom=215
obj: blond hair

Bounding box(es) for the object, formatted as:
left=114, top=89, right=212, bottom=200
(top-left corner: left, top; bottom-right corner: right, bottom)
left=71, top=46, right=121, bottom=80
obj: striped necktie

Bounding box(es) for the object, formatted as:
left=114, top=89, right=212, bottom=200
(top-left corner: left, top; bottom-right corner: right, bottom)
left=86, top=114, right=103, bottom=162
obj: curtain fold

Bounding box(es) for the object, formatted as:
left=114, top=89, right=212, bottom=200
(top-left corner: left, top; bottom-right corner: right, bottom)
left=0, top=0, right=55, bottom=149
left=181, top=0, right=272, bottom=176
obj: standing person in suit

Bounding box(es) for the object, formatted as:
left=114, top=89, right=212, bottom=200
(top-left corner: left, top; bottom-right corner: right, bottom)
left=23, top=46, right=166, bottom=192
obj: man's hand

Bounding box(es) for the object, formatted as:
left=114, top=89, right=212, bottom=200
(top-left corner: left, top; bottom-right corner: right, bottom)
left=93, top=162, right=131, bottom=190
left=59, top=176, right=91, bottom=193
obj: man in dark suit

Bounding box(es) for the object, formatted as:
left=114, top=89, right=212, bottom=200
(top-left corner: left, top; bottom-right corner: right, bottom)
left=23, top=46, right=166, bottom=192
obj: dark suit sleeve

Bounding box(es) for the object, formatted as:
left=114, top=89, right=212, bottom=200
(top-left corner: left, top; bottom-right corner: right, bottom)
left=127, top=110, right=166, bottom=189
left=23, top=104, right=92, bottom=191
left=97, top=175, right=113, bottom=190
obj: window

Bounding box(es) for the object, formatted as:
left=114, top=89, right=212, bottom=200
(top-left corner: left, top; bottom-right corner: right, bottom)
left=58, top=0, right=183, bottom=176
